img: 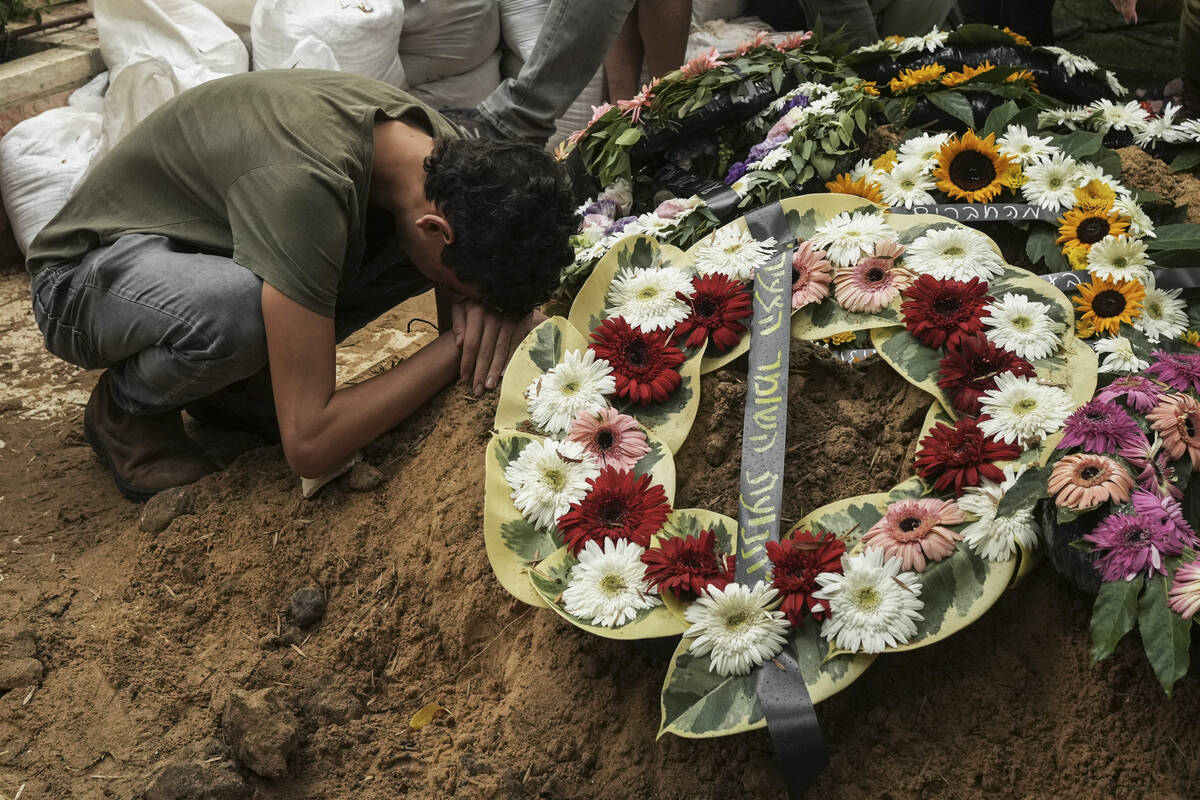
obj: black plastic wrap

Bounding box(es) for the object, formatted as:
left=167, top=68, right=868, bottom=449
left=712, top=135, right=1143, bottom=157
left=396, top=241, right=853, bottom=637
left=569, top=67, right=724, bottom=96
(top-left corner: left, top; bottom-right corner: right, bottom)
left=1039, top=501, right=1103, bottom=596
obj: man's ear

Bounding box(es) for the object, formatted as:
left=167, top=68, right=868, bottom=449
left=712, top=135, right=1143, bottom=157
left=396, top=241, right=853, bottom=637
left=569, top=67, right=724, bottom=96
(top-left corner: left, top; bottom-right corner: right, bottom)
left=416, top=213, right=455, bottom=245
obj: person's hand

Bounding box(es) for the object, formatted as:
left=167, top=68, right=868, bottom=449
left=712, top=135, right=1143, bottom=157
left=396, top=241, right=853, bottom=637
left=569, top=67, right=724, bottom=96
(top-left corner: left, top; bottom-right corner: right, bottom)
left=1109, top=0, right=1137, bottom=23
left=450, top=301, right=545, bottom=394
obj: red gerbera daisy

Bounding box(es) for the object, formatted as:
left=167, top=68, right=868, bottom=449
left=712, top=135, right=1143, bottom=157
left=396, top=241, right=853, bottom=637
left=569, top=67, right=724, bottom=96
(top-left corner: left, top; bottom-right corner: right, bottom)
left=557, top=467, right=672, bottom=553
left=672, top=274, right=752, bottom=354
left=590, top=317, right=685, bottom=405
left=640, top=529, right=735, bottom=595
left=937, top=333, right=1036, bottom=415
left=767, top=530, right=846, bottom=625
left=900, top=274, right=992, bottom=350
left=914, top=416, right=1022, bottom=496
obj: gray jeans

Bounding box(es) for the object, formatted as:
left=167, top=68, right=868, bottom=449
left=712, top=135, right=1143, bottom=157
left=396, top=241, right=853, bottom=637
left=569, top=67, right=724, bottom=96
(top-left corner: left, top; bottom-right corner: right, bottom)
left=31, top=234, right=430, bottom=416
left=478, top=0, right=636, bottom=142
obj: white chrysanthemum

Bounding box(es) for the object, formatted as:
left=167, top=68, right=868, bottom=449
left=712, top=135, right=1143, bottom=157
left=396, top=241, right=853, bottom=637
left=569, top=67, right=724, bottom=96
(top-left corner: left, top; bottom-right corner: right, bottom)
left=1095, top=335, right=1150, bottom=374
left=526, top=349, right=615, bottom=435
left=563, top=539, right=660, bottom=627
left=627, top=212, right=674, bottom=237
left=997, top=125, right=1055, bottom=166
left=691, top=226, right=777, bottom=281
left=1093, top=99, right=1149, bottom=132
left=958, top=465, right=1038, bottom=562
left=1043, top=45, right=1099, bottom=76
left=605, top=266, right=694, bottom=332
left=1085, top=235, right=1153, bottom=283
left=977, top=373, right=1075, bottom=446
left=898, top=27, right=949, bottom=53
left=684, top=581, right=790, bottom=677
left=1102, top=70, right=1127, bottom=96
left=1133, top=103, right=1187, bottom=147
left=1176, top=119, right=1200, bottom=142
left=813, top=548, right=924, bottom=654
left=846, top=157, right=874, bottom=181
left=904, top=226, right=1004, bottom=280
left=1134, top=280, right=1189, bottom=343
left=1113, top=196, right=1155, bottom=238
left=982, top=292, right=1064, bottom=361
left=875, top=160, right=936, bottom=209
left=504, top=439, right=601, bottom=530
left=897, top=132, right=951, bottom=169
left=1021, top=152, right=1084, bottom=212
left=1038, top=107, right=1090, bottom=131
left=757, top=146, right=791, bottom=170
left=809, top=211, right=895, bottom=268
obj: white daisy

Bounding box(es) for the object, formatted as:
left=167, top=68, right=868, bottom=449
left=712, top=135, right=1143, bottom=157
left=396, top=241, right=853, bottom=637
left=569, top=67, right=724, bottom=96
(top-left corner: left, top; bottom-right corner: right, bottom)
left=875, top=160, right=936, bottom=209
left=504, top=438, right=601, bottom=530
left=1095, top=335, right=1150, bottom=374
left=1037, top=107, right=1087, bottom=131
left=691, top=226, right=777, bottom=281
left=526, top=349, right=615, bottom=435
left=605, top=266, right=694, bottom=333
left=899, top=28, right=949, bottom=53
left=809, top=211, right=895, bottom=268
left=982, top=292, right=1065, bottom=361
left=1021, top=152, right=1084, bottom=212
left=627, top=212, right=674, bottom=237
left=757, top=146, right=792, bottom=170
left=813, top=548, right=924, bottom=655
left=997, top=124, right=1055, bottom=166
left=977, top=373, right=1075, bottom=446
left=563, top=539, right=660, bottom=627
left=958, top=465, right=1038, bottom=562
left=1133, top=103, right=1187, bottom=147
left=1102, top=70, right=1127, bottom=97
left=1085, top=235, right=1153, bottom=283
left=1113, top=196, right=1155, bottom=238
left=1093, top=99, right=1148, bottom=132
left=1133, top=279, right=1189, bottom=343
left=897, top=132, right=951, bottom=169
left=903, top=226, right=1005, bottom=281
left=1042, top=45, right=1099, bottom=77
left=848, top=157, right=876, bottom=181
left=684, top=581, right=790, bottom=677
left=1175, top=118, right=1200, bottom=142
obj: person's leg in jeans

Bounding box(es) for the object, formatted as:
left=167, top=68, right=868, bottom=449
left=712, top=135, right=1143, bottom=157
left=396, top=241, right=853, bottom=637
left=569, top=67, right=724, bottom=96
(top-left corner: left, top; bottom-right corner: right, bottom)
left=478, top=0, right=637, bottom=143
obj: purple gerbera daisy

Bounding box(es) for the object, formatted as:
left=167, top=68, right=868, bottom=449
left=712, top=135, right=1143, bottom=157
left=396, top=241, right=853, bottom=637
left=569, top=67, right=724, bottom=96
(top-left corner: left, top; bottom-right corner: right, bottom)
left=1145, top=351, right=1200, bottom=393
left=1120, top=438, right=1184, bottom=500
left=1131, top=490, right=1198, bottom=551
left=1083, top=512, right=1175, bottom=582
left=1096, top=375, right=1165, bottom=413
left=1058, top=399, right=1148, bottom=454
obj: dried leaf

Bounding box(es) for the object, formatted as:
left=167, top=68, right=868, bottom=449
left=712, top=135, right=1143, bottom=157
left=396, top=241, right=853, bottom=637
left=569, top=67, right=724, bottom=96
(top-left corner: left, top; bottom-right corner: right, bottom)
left=409, top=702, right=450, bottom=730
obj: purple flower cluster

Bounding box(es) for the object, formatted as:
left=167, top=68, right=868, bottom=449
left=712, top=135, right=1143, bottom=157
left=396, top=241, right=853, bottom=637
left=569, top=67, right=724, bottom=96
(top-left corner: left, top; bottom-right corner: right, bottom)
left=724, top=160, right=749, bottom=185
left=1059, top=399, right=1147, bottom=453
left=780, top=94, right=810, bottom=114
left=606, top=216, right=637, bottom=235
left=746, top=135, right=788, bottom=163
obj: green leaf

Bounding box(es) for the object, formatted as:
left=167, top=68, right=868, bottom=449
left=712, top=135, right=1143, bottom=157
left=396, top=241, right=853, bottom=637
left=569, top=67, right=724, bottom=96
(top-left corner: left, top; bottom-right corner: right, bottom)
left=500, top=518, right=559, bottom=563
left=1089, top=575, right=1143, bottom=661
left=614, top=127, right=643, bottom=147
left=785, top=208, right=819, bottom=241
left=995, top=465, right=1051, bottom=517
left=1144, top=223, right=1200, bottom=252
left=1025, top=224, right=1069, bottom=270
left=1050, top=131, right=1104, bottom=160
left=633, top=439, right=666, bottom=479
left=1169, top=148, right=1200, bottom=173
left=910, top=546, right=989, bottom=636
left=926, top=91, right=975, bottom=128
left=528, top=320, right=563, bottom=372
left=1137, top=574, right=1192, bottom=694
left=981, top=100, right=1019, bottom=137
left=494, top=434, right=532, bottom=470
left=659, top=642, right=764, bottom=738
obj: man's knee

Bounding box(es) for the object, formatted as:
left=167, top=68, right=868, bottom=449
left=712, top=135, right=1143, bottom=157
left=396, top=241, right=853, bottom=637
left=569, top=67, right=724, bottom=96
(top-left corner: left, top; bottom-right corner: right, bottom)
left=201, top=281, right=268, bottom=376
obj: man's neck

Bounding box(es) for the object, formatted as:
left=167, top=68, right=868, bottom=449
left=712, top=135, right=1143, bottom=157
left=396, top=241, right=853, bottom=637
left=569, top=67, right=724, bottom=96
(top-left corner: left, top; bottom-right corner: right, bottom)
left=371, top=119, right=435, bottom=223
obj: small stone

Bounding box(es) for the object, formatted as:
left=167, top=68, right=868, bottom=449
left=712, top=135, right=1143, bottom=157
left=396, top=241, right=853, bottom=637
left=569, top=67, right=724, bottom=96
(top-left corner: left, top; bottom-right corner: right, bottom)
left=0, top=627, right=36, bottom=659
left=311, top=687, right=364, bottom=725
left=289, top=586, right=326, bottom=628
left=140, top=485, right=196, bottom=534
left=144, top=759, right=249, bottom=800
left=346, top=462, right=383, bottom=492
left=222, top=688, right=299, bottom=779
left=0, top=657, right=43, bottom=688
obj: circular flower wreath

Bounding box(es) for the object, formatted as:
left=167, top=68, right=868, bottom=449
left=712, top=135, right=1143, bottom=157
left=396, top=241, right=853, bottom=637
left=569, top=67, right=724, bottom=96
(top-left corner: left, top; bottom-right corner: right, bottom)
left=484, top=194, right=1096, bottom=739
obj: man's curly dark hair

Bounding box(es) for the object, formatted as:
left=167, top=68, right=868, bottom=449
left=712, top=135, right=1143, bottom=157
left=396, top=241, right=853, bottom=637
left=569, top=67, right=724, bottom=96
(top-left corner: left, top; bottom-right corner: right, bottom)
left=424, top=138, right=579, bottom=315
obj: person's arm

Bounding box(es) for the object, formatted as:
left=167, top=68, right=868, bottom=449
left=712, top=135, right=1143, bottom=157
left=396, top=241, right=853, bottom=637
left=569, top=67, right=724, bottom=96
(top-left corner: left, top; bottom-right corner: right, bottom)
left=262, top=283, right=460, bottom=478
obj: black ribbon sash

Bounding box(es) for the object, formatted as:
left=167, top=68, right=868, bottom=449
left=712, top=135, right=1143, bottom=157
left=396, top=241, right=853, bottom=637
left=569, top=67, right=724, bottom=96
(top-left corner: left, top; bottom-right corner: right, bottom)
left=738, top=203, right=829, bottom=797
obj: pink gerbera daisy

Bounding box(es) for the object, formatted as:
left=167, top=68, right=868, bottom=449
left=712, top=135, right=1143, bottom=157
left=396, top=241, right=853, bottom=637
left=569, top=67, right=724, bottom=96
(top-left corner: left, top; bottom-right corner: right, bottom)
left=776, top=31, right=813, bottom=51
left=1168, top=561, right=1200, bottom=619
left=567, top=407, right=651, bottom=471
left=617, top=83, right=656, bottom=124
left=735, top=30, right=770, bottom=55
left=1084, top=512, right=1174, bottom=582
left=861, top=498, right=966, bottom=572
left=790, top=240, right=833, bottom=309
left=681, top=48, right=726, bottom=78
left=832, top=241, right=913, bottom=313
left=1146, top=393, right=1200, bottom=466
left=1048, top=453, right=1135, bottom=509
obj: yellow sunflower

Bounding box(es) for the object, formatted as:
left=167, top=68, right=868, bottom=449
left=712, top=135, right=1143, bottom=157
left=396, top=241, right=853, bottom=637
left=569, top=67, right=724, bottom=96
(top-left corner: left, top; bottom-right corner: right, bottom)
left=888, top=63, right=947, bottom=94
left=860, top=80, right=880, bottom=96
left=1057, top=204, right=1130, bottom=260
left=1002, top=26, right=1032, bottom=46
left=941, top=61, right=995, bottom=87
left=1005, top=69, right=1040, bottom=93
left=1073, top=276, right=1145, bottom=336
left=1075, top=317, right=1097, bottom=339
left=1073, top=179, right=1117, bottom=214
left=932, top=130, right=1016, bottom=203
left=872, top=149, right=897, bottom=172
left=825, top=173, right=884, bottom=204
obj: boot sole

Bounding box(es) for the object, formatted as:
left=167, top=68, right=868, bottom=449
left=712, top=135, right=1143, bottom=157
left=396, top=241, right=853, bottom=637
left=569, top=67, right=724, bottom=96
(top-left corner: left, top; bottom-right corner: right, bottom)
left=83, top=419, right=159, bottom=503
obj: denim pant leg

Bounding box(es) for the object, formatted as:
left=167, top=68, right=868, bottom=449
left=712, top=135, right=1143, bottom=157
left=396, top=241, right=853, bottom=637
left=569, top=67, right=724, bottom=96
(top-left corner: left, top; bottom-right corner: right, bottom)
left=30, top=234, right=268, bottom=416
left=477, top=0, right=636, bottom=143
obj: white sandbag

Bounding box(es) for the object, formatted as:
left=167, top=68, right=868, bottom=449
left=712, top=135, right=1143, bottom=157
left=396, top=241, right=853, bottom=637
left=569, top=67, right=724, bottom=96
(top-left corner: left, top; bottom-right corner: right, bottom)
left=98, top=57, right=183, bottom=158
left=498, top=0, right=547, bottom=63
left=692, top=0, right=748, bottom=24
left=548, top=65, right=604, bottom=150
left=192, top=0, right=255, bottom=28
left=279, top=34, right=341, bottom=71
left=0, top=107, right=103, bottom=254
left=68, top=71, right=109, bottom=115
left=408, top=50, right=502, bottom=110
left=251, top=0, right=405, bottom=83
left=92, top=0, right=248, bottom=89
left=398, top=0, right=500, bottom=87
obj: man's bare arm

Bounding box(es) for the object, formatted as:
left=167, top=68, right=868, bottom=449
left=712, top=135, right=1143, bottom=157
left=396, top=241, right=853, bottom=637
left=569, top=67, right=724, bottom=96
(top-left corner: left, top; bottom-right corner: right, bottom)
left=262, top=283, right=460, bottom=478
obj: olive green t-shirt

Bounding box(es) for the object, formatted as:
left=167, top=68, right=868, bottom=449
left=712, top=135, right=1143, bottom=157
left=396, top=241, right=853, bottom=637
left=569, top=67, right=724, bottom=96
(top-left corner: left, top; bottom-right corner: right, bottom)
left=26, top=69, right=460, bottom=316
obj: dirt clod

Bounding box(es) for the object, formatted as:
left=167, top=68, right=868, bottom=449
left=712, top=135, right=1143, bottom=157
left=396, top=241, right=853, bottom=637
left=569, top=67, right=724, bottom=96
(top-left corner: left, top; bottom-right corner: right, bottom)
left=222, top=688, right=299, bottom=779
left=144, top=759, right=250, bottom=800
left=0, top=656, right=42, bottom=688
left=140, top=484, right=196, bottom=534
left=288, top=586, right=326, bottom=628
left=346, top=462, right=383, bottom=492
left=309, top=686, right=364, bottom=725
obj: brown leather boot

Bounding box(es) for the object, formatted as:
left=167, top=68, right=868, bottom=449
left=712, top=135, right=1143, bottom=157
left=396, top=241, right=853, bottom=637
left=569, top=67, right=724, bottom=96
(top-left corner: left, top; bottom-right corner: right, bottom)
left=84, top=371, right=219, bottom=502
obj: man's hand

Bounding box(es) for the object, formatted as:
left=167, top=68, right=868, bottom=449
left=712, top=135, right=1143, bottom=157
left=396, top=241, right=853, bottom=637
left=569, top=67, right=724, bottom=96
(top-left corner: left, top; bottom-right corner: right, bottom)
left=450, top=300, right=544, bottom=394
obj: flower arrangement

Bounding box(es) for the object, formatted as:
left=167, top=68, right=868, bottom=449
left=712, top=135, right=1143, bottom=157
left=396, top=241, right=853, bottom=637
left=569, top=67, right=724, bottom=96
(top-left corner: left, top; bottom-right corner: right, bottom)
left=1036, top=100, right=1200, bottom=171
left=484, top=195, right=1097, bottom=739
left=1041, top=353, right=1200, bottom=693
